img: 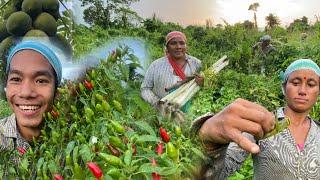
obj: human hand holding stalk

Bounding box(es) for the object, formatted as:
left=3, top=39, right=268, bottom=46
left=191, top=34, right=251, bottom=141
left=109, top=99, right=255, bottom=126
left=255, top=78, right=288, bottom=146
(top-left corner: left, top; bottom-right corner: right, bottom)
left=262, top=115, right=291, bottom=139
left=199, top=98, right=278, bottom=154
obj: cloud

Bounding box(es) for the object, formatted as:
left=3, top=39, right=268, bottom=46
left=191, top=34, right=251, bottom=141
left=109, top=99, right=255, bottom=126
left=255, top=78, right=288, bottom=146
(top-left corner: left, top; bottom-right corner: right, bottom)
left=131, top=0, right=217, bottom=26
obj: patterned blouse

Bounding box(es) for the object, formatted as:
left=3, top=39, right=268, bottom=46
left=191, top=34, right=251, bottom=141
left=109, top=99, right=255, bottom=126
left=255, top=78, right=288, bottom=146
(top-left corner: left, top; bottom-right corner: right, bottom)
left=141, top=55, right=202, bottom=108
left=0, top=114, right=31, bottom=153
left=192, top=108, right=320, bottom=180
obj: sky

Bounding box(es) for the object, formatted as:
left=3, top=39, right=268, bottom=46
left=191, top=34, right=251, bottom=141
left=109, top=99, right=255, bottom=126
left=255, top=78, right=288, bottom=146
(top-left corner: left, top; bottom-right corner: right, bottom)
left=129, top=0, right=320, bottom=27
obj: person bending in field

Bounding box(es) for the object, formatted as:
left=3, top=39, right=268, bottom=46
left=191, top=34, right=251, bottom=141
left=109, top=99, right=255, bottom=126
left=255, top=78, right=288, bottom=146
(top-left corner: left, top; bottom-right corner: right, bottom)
left=0, top=40, right=62, bottom=154
left=193, top=59, right=320, bottom=180
left=252, top=35, right=276, bottom=74
left=141, top=31, right=204, bottom=112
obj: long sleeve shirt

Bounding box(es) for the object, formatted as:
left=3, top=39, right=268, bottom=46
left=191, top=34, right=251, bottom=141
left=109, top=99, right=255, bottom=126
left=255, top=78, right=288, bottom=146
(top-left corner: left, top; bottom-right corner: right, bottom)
left=192, top=108, right=320, bottom=180
left=141, top=55, right=202, bottom=108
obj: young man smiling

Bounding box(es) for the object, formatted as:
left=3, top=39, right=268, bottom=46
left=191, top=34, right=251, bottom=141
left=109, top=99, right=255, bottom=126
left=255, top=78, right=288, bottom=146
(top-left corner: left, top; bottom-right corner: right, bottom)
left=0, top=40, right=62, bottom=152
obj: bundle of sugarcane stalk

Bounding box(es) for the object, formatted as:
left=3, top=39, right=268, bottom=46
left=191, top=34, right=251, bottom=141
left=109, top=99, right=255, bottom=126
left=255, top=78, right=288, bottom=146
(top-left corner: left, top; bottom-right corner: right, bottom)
left=159, top=55, right=229, bottom=123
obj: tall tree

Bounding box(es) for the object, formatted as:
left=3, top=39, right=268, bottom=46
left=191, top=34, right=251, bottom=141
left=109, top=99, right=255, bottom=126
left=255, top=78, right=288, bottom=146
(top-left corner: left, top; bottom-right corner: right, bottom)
left=205, top=18, right=214, bottom=29
left=80, top=0, right=141, bottom=29
left=288, top=16, right=309, bottom=31
left=143, top=13, right=163, bottom=32
left=265, top=13, right=280, bottom=29
left=248, top=2, right=259, bottom=29
left=242, top=20, right=254, bottom=30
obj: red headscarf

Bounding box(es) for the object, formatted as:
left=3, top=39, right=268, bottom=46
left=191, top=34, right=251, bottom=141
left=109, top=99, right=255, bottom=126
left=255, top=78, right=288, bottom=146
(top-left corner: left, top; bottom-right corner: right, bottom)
left=165, top=31, right=187, bottom=45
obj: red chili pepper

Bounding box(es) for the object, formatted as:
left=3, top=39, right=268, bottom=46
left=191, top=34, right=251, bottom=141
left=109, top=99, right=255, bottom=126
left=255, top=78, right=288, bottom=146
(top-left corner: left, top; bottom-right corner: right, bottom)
left=151, top=158, right=161, bottom=180
left=53, top=174, right=64, bottom=180
left=87, top=162, right=103, bottom=179
left=159, top=127, right=170, bottom=143
left=50, top=109, right=60, bottom=119
left=107, top=144, right=121, bottom=157
left=17, top=147, right=26, bottom=155
left=152, top=173, right=161, bottom=180
left=83, top=80, right=93, bottom=90
left=155, top=142, right=163, bottom=155
left=132, top=144, right=137, bottom=155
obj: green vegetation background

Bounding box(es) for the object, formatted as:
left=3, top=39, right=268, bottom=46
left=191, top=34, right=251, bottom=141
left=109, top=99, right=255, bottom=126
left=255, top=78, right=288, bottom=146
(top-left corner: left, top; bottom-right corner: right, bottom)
left=1, top=7, right=320, bottom=179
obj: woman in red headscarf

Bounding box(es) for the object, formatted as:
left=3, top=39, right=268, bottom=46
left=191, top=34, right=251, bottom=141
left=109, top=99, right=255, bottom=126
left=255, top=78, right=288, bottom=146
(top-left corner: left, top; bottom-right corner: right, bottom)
left=141, top=31, right=204, bottom=111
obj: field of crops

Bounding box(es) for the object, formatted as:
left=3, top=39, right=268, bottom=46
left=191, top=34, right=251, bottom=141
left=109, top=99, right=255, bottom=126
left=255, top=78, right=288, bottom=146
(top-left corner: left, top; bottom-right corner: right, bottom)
left=1, top=0, right=320, bottom=179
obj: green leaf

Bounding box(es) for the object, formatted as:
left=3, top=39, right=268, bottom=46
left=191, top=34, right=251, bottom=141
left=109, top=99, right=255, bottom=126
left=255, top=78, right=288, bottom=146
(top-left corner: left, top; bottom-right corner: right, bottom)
left=158, top=166, right=178, bottom=176
left=73, top=146, right=79, bottom=164
left=65, top=141, right=76, bottom=155
left=19, top=158, right=29, bottom=173
left=191, top=147, right=206, bottom=160
left=79, top=144, right=94, bottom=163
left=138, top=163, right=161, bottom=173
left=47, top=160, right=58, bottom=175
left=124, top=149, right=133, bottom=166
left=136, top=135, right=159, bottom=143
left=134, top=121, right=156, bottom=136
left=36, top=157, right=45, bottom=170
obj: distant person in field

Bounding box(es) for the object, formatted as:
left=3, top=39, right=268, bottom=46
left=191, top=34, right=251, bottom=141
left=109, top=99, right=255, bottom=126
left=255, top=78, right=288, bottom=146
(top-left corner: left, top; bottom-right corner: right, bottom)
left=193, top=59, right=320, bottom=180
left=141, top=31, right=204, bottom=112
left=300, top=32, right=308, bottom=41
left=252, top=35, right=276, bottom=74
left=0, top=40, right=62, bottom=155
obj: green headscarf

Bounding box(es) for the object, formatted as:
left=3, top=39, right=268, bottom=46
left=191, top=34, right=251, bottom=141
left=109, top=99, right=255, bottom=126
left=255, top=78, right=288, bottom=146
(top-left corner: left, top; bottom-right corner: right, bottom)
left=280, top=59, right=320, bottom=84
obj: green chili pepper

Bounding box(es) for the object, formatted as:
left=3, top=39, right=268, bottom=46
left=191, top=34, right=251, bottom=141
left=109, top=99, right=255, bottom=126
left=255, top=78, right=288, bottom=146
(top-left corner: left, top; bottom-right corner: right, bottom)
left=263, top=116, right=291, bottom=139
left=109, top=136, right=126, bottom=150
left=167, top=142, right=179, bottom=162
left=85, top=107, right=94, bottom=117
left=102, top=100, right=111, bottom=112
left=95, top=103, right=103, bottom=112
left=79, top=83, right=85, bottom=93
left=73, top=162, right=83, bottom=179
left=90, top=69, right=97, bottom=79
left=98, top=152, right=122, bottom=166
left=113, top=100, right=123, bottom=113
left=71, top=105, right=77, bottom=113
left=95, top=93, right=104, bottom=101
left=107, top=168, right=122, bottom=179
left=65, top=155, right=72, bottom=167
left=47, top=112, right=53, bottom=121
left=110, top=120, right=125, bottom=134
left=174, top=126, right=182, bottom=137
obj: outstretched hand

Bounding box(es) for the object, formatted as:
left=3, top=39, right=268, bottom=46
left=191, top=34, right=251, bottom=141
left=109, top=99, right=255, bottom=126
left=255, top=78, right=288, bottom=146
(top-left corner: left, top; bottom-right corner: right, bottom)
left=199, top=98, right=276, bottom=154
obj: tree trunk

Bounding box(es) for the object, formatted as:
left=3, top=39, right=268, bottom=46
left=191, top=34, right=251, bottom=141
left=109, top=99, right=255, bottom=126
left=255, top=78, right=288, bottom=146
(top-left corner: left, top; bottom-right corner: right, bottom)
left=254, top=12, right=257, bottom=29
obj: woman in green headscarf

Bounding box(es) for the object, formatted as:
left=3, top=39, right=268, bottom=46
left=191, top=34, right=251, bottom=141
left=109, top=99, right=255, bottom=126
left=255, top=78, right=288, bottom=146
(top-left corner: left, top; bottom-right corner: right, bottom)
left=193, top=59, right=320, bottom=180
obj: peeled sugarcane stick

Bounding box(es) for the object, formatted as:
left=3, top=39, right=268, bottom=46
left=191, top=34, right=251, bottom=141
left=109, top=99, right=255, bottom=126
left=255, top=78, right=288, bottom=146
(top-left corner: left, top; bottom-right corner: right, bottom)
left=172, top=79, right=198, bottom=106
left=161, top=78, right=194, bottom=103
left=160, top=55, right=229, bottom=107
left=159, top=55, right=229, bottom=123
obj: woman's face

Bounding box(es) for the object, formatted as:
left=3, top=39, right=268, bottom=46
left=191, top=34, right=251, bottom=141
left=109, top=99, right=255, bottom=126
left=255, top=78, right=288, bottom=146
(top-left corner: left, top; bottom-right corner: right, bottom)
left=284, top=69, right=319, bottom=113
left=166, top=37, right=186, bottom=60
